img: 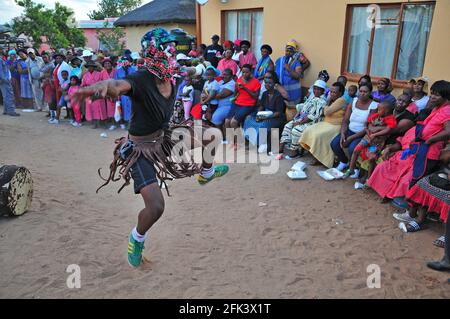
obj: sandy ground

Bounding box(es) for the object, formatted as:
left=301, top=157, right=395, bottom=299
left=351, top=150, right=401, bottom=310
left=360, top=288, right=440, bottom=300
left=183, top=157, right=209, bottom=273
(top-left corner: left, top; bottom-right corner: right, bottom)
left=0, top=110, right=449, bottom=299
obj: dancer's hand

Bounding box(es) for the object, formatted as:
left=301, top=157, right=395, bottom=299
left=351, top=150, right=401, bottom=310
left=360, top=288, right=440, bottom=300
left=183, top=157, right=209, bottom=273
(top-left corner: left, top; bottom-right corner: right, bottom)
left=73, top=82, right=108, bottom=105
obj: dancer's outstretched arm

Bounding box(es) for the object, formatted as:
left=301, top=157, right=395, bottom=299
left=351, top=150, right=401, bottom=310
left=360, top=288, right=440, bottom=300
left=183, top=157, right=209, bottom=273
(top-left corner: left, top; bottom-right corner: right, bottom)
left=73, top=79, right=131, bottom=104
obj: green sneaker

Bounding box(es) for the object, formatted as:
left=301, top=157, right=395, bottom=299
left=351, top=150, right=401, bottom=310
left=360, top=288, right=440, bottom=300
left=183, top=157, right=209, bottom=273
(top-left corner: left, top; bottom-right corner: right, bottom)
left=197, top=165, right=229, bottom=185
left=127, top=233, right=145, bottom=268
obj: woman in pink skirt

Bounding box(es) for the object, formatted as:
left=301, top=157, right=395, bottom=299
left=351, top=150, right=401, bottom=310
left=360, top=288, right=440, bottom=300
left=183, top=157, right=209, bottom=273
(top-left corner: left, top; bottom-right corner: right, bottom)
left=100, top=58, right=118, bottom=130
left=81, top=60, right=107, bottom=128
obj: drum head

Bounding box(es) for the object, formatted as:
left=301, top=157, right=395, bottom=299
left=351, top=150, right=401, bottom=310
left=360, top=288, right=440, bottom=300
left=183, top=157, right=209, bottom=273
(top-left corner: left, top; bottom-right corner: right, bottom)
left=7, top=167, right=33, bottom=216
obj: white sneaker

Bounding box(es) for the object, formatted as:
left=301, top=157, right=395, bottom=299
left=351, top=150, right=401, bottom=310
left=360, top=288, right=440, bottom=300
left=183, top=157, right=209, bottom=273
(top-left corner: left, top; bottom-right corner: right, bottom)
left=48, top=119, right=59, bottom=124
left=69, top=119, right=75, bottom=124
left=120, top=124, right=126, bottom=130
left=71, top=121, right=82, bottom=127
left=109, top=125, right=117, bottom=131
left=258, top=144, right=268, bottom=154
left=336, top=162, right=349, bottom=172
left=393, top=211, right=415, bottom=222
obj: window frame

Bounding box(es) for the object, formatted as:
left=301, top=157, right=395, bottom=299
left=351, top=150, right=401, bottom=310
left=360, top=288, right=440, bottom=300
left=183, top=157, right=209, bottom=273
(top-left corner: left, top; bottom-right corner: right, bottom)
left=221, top=8, right=264, bottom=56
left=340, top=1, right=435, bottom=88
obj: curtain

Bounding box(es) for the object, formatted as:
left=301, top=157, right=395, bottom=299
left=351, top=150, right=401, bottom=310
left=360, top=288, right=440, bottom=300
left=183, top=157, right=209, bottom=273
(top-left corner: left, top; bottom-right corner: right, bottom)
left=347, top=7, right=371, bottom=74
left=252, top=11, right=264, bottom=61
left=225, top=12, right=238, bottom=42
left=396, top=4, right=435, bottom=80
left=370, top=7, right=399, bottom=77
left=238, top=12, right=251, bottom=43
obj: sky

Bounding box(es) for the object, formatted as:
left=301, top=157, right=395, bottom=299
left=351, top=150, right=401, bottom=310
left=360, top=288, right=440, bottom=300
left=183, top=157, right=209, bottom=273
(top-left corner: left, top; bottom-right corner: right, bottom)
left=0, top=0, right=100, bottom=24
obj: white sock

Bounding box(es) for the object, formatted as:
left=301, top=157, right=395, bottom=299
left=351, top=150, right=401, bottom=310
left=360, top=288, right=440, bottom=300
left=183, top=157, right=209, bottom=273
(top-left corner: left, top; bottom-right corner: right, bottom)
left=201, top=166, right=215, bottom=179
left=131, top=227, right=147, bottom=243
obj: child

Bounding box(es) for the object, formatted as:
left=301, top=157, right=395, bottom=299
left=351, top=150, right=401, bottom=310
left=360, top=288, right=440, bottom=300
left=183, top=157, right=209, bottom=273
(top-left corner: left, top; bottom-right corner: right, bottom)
left=50, top=70, right=70, bottom=124
left=200, top=67, right=220, bottom=121
left=345, top=101, right=397, bottom=179
left=348, top=85, right=358, bottom=99
left=180, top=75, right=194, bottom=121
left=68, top=75, right=82, bottom=127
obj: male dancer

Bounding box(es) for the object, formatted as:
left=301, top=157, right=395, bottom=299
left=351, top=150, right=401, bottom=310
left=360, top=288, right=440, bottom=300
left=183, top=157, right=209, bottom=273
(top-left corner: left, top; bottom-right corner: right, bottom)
left=74, top=28, right=229, bottom=267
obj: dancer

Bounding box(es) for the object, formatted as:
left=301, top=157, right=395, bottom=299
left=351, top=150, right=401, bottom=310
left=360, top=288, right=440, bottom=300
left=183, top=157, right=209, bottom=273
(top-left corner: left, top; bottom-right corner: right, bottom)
left=74, top=28, right=229, bottom=268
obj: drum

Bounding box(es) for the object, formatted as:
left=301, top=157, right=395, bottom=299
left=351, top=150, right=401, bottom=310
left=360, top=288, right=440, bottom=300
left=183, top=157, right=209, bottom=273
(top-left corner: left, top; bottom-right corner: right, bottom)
left=0, top=165, right=33, bottom=216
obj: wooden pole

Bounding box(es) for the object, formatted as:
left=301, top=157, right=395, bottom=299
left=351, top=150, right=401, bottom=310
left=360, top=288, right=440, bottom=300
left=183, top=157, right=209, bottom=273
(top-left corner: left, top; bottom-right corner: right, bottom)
left=195, top=2, right=202, bottom=46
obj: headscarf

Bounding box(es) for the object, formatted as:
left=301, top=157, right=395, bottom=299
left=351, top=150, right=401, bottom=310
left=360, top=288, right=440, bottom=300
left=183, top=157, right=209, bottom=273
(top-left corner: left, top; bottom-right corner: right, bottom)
left=8, top=49, right=16, bottom=56
left=286, top=40, right=299, bottom=50
left=140, top=27, right=180, bottom=84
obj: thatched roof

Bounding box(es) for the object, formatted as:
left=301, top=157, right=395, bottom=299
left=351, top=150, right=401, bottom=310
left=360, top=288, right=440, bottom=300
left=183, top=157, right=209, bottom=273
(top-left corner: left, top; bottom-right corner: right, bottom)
left=114, top=0, right=196, bottom=27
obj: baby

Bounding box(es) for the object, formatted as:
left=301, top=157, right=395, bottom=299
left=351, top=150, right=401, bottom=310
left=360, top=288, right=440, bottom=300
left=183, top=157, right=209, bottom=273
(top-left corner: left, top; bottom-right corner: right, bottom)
left=345, top=101, right=397, bottom=179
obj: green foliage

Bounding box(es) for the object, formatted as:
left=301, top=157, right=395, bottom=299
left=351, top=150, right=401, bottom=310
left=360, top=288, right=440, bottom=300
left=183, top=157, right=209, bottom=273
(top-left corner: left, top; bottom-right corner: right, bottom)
left=88, top=0, right=142, bottom=20
left=12, top=0, right=86, bottom=48
left=96, top=23, right=126, bottom=55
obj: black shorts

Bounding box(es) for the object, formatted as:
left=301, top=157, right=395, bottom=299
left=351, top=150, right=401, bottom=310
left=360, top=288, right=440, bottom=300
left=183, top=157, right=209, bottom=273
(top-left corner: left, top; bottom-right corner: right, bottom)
left=130, top=156, right=158, bottom=194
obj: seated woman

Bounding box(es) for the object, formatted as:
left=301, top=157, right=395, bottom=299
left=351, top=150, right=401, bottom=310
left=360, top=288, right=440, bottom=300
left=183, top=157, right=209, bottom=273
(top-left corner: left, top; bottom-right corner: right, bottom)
left=344, top=101, right=397, bottom=179
left=394, top=149, right=449, bottom=236
left=369, top=81, right=450, bottom=203
left=278, top=80, right=328, bottom=159
left=243, top=76, right=286, bottom=154
left=409, top=77, right=430, bottom=112
left=299, top=82, right=348, bottom=167
left=224, top=64, right=261, bottom=147
left=217, top=49, right=239, bottom=77
left=330, top=83, right=378, bottom=174
left=372, top=78, right=396, bottom=104
left=357, top=93, right=417, bottom=180
left=259, top=70, right=289, bottom=100
left=392, top=81, right=450, bottom=231
left=211, top=68, right=235, bottom=138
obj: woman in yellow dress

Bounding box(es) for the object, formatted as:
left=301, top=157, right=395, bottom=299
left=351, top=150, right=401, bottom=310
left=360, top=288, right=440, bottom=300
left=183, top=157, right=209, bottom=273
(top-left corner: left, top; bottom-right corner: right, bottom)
left=300, top=82, right=348, bottom=167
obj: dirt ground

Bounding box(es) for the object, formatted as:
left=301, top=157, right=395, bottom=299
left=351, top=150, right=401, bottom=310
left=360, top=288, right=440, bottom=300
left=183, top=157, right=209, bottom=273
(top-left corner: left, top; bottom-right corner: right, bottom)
left=0, top=111, right=449, bottom=298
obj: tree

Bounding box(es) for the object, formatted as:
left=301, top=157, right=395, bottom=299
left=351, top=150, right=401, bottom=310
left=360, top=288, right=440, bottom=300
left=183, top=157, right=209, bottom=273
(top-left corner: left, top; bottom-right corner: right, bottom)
left=12, top=0, right=86, bottom=48
left=88, top=0, right=142, bottom=20
left=96, top=23, right=126, bottom=55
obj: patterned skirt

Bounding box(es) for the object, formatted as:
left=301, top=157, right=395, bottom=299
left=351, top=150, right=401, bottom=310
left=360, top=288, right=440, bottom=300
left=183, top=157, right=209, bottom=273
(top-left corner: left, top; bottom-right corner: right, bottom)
left=406, top=173, right=450, bottom=221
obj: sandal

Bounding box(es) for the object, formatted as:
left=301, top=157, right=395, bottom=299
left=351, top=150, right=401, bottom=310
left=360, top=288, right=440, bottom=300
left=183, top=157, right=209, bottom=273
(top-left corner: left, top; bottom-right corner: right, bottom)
left=433, top=235, right=446, bottom=248
left=399, top=220, right=422, bottom=233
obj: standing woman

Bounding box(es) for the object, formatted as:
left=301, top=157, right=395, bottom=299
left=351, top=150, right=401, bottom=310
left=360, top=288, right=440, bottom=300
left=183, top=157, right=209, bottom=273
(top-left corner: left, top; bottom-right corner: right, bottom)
left=6, top=50, right=21, bottom=107
left=52, top=53, right=71, bottom=108
left=238, top=40, right=257, bottom=70
left=82, top=60, right=107, bottom=128
left=100, top=58, right=118, bottom=130
left=232, top=39, right=242, bottom=65
left=275, top=41, right=303, bottom=113
left=254, top=44, right=274, bottom=82
left=16, top=49, right=33, bottom=109
left=330, top=83, right=378, bottom=173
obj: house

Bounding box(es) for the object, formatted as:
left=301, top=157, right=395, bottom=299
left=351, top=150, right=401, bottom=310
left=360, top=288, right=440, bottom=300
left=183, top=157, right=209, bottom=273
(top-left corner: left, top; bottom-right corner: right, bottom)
left=78, top=18, right=118, bottom=51
left=115, top=0, right=197, bottom=52
left=196, top=0, right=450, bottom=92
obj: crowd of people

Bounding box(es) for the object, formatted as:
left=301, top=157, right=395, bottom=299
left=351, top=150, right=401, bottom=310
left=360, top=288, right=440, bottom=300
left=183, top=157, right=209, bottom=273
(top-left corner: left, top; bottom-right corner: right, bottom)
left=0, top=33, right=449, bottom=273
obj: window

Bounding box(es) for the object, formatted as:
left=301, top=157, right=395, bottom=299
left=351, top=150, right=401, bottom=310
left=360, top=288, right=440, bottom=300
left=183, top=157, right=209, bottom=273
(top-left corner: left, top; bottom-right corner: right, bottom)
left=222, top=9, right=264, bottom=60
left=343, top=2, right=435, bottom=82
